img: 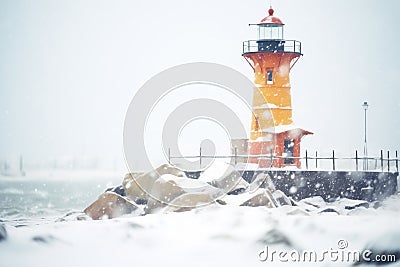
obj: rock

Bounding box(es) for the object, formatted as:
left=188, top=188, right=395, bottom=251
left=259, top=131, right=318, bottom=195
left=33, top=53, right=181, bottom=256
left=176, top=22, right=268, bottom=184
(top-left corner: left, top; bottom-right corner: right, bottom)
left=84, top=192, right=140, bottom=220
left=199, top=162, right=244, bottom=194
left=316, top=206, right=341, bottom=215
left=105, top=185, right=125, bottom=196
left=123, top=172, right=153, bottom=204
left=300, top=196, right=327, bottom=209
left=227, top=179, right=249, bottom=195
left=0, top=224, right=7, bottom=242
left=334, top=198, right=369, bottom=210
left=123, top=164, right=186, bottom=204
left=272, top=190, right=292, bottom=206
left=248, top=172, right=276, bottom=193
left=56, top=211, right=92, bottom=222
left=145, top=174, right=222, bottom=214
left=227, top=187, right=246, bottom=195
left=289, top=197, right=321, bottom=212
left=163, top=192, right=218, bottom=212
left=240, top=189, right=277, bottom=208
left=122, top=172, right=143, bottom=190
left=347, top=207, right=375, bottom=216
left=282, top=206, right=310, bottom=216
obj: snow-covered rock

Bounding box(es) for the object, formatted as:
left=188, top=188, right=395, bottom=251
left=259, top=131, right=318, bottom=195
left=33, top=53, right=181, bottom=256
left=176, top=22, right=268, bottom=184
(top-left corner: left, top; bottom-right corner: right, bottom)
left=123, top=164, right=186, bottom=203
left=199, top=162, right=244, bottom=194
left=300, top=196, right=327, bottom=209
left=333, top=198, right=369, bottom=210
left=277, top=205, right=310, bottom=216
left=248, top=172, right=276, bottom=193
left=315, top=206, right=341, bottom=215
left=163, top=192, right=221, bottom=213
left=84, top=192, right=141, bottom=220
left=56, top=211, right=92, bottom=222
left=272, top=190, right=292, bottom=206
left=239, top=188, right=277, bottom=208
left=145, top=174, right=222, bottom=214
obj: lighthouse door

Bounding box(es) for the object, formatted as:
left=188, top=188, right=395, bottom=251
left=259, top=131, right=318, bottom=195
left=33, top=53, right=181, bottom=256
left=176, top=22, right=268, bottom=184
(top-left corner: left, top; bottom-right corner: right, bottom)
left=284, top=139, right=294, bottom=164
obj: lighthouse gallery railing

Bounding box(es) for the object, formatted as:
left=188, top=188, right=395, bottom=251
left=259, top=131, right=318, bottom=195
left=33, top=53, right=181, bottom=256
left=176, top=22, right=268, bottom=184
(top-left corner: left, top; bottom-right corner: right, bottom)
left=243, top=39, right=302, bottom=54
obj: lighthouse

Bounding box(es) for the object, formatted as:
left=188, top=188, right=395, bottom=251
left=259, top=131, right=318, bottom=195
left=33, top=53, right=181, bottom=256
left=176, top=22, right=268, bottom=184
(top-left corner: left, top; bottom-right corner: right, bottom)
left=242, top=7, right=312, bottom=168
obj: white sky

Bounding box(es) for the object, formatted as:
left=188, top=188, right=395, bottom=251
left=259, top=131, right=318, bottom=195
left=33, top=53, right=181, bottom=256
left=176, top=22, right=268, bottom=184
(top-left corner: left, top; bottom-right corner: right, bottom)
left=1, top=0, right=400, bottom=170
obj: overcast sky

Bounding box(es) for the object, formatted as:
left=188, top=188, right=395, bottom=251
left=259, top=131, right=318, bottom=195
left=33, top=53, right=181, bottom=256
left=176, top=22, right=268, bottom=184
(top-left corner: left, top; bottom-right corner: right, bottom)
left=1, top=0, right=400, bottom=170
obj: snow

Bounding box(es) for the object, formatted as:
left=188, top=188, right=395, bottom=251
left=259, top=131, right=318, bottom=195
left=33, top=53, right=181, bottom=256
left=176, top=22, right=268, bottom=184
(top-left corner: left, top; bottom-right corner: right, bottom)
left=253, top=103, right=291, bottom=110
left=1, top=198, right=400, bottom=266
left=158, top=174, right=210, bottom=190
left=197, top=161, right=234, bottom=182
left=1, top=170, right=400, bottom=267
left=250, top=124, right=308, bottom=135
left=261, top=124, right=301, bottom=134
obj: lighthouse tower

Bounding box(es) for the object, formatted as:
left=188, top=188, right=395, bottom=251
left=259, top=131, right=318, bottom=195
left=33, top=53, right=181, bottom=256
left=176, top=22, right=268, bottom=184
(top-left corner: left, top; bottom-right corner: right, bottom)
left=243, top=7, right=312, bottom=168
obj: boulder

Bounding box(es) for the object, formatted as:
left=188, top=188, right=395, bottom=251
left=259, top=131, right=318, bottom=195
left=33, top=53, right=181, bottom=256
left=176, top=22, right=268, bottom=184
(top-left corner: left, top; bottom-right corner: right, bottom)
left=300, top=196, right=327, bottom=209
left=105, top=185, right=126, bottom=196
left=227, top=179, right=249, bottom=195
left=123, top=164, right=186, bottom=204
left=163, top=192, right=219, bottom=213
left=280, top=206, right=310, bottom=216
left=248, top=172, right=276, bottom=193
left=145, top=174, right=222, bottom=214
left=333, top=198, right=369, bottom=210
left=240, top=189, right=277, bottom=208
left=272, top=190, right=292, bottom=206
left=84, top=192, right=140, bottom=220
left=316, top=206, right=341, bottom=215
left=199, top=162, right=244, bottom=194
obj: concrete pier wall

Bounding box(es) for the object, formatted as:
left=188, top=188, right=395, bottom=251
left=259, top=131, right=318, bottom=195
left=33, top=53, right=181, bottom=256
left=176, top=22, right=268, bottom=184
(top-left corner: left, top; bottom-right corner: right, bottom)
left=184, top=170, right=398, bottom=202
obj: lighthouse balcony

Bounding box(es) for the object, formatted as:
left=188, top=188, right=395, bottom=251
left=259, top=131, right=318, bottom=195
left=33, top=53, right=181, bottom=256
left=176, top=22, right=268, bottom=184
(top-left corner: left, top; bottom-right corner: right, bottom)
left=243, top=39, right=302, bottom=54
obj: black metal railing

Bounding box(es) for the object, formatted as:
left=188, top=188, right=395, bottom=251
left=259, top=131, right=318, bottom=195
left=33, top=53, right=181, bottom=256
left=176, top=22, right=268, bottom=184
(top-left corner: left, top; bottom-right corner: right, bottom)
left=168, top=148, right=399, bottom=173
left=243, top=39, right=302, bottom=54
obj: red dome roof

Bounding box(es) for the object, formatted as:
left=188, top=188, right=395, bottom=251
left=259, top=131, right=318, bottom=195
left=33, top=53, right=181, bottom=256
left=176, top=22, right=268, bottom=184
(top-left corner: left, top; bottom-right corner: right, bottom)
left=259, top=8, right=284, bottom=25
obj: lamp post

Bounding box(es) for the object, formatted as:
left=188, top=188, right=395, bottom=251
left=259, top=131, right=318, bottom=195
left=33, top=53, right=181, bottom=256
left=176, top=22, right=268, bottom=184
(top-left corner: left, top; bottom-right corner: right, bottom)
left=362, top=101, right=369, bottom=170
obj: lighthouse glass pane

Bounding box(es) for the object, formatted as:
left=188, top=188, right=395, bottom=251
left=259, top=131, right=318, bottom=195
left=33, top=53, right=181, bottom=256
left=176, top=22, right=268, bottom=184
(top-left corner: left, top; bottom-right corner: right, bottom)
left=258, top=25, right=283, bottom=40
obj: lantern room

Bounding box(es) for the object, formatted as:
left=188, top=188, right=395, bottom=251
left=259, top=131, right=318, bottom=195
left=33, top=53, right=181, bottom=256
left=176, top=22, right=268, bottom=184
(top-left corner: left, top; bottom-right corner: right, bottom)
left=257, top=8, right=284, bottom=40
